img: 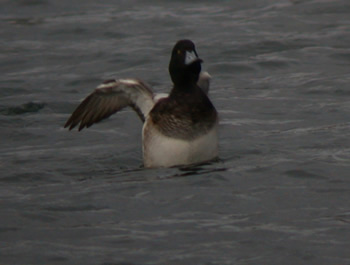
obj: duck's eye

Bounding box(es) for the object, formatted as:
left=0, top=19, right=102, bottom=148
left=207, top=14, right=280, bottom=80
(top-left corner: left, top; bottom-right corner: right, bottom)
left=177, top=50, right=181, bottom=55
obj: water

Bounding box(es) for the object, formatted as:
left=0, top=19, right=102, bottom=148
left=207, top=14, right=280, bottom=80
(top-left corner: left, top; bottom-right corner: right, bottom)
left=1, top=0, right=350, bottom=264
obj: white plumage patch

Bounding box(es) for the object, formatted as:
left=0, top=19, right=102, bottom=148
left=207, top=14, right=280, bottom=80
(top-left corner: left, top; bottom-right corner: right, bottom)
left=142, top=119, right=218, bottom=168
left=97, top=81, right=118, bottom=89
left=119, top=79, right=140, bottom=85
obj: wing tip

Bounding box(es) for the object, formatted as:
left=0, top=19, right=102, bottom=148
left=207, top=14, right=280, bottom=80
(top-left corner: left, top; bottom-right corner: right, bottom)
left=64, top=120, right=72, bottom=130
left=64, top=118, right=84, bottom=131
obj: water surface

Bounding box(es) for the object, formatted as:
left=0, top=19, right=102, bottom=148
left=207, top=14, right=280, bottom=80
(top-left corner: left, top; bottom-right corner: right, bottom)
left=1, top=0, right=350, bottom=264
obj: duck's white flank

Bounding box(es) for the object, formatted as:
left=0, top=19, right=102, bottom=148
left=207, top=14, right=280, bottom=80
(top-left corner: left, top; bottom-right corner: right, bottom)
left=142, top=118, right=218, bottom=168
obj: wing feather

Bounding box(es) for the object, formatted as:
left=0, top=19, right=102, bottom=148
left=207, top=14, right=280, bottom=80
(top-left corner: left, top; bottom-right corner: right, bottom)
left=65, top=73, right=211, bottom=131
left=65, top=79, right=154, bottom=131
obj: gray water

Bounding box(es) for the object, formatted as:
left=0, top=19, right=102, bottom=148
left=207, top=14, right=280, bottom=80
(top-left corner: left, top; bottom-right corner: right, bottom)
left=1, top=0, right=350, bottom=264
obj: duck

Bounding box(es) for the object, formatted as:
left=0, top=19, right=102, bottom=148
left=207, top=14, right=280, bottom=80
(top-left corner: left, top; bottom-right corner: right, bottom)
left=65, top=39, right=218, bottom=168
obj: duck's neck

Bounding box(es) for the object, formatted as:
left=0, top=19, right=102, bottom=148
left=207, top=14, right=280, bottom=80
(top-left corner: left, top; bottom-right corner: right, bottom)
left=169, top=59, right=201, bottom=89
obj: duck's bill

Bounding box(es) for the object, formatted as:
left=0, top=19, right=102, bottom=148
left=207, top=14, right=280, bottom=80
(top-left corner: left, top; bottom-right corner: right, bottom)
left=185, top=50, right=202, bottom=65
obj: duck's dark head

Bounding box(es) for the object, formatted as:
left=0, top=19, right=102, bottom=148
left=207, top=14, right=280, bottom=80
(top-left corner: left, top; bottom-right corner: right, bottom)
left=169, top=39, right=203, bottom=87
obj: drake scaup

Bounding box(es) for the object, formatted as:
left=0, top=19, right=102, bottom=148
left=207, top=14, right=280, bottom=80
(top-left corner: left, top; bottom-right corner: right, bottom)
left=65, top=39, right=218, bottom=168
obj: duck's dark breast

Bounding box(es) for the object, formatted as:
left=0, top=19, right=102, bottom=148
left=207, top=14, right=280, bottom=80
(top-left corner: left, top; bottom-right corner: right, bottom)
left=150, top=89, right=217, bottom=140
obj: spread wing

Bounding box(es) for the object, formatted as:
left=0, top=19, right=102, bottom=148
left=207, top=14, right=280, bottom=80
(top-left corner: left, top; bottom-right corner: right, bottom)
left=64, top=79, right=155, bottom=131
